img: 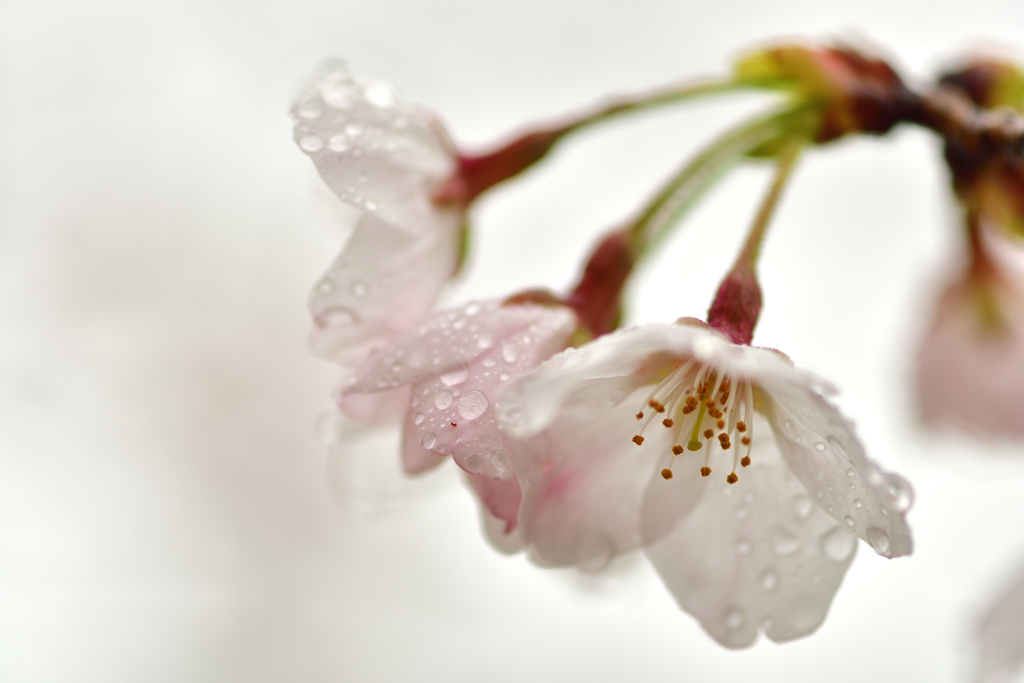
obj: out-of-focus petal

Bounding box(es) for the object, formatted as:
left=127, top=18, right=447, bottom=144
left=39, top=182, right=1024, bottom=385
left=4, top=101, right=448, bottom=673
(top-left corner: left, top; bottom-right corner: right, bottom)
left=974, top=555, right=1024, bottom=683
left=339, top=385, right=409, bottom=426
left=465, top=472, right=523, bottom=535
left=646, top=414, right=856, bottom=648
left=401, top=404, right=447, bottom=475
left=763, top=381, right=914, bottom=558
left=293, top=61, right=461, bottom=367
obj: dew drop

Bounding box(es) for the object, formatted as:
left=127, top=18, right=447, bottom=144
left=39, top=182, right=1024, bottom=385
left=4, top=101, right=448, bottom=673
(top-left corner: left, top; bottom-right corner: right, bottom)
left=465, top=302, right=481, bottom=316
left=364, top=199, right=377, bottom=211
left=327, top=134, right=349, bottom=152
left=783, top=420, right=793, bottom=430
left=362, top=81, right=395, bottom=107
left=853, top=498, right=863, bottom=509
left=345, top=123, right=364, bottom=137
left=477, top=334, right=494, bottom=349
left=793, top=495, right=813, bottom=519
left=465, top=455, right=483, bottom=473
left=736, top=538, right=752, bottom=556
left=440, top=359, right=469, bottom=386
left=734, top=505, right=750, bottom=522
left=847, top=468, right=855, bottom=477
left=482, top=358, right=497, bottom=368
left=886, top=475, right=914, bottom=512
left=844, top=516, right=855, bottom=528
left=491, top=450, right=508, bottom=473
left=297, top=100, right=323, bottom=120
left=501, top=342, right=519, bottom=363
left=821, top=526, right=856, bottom=563
left=320, top=81, right=354, bottom=109
left=350, top=280, right=368, bottom=299
left=499, top=372, right=510, bottom=381
left=434, top=390, right=453, bottom=410
left=413, top=412, right=425, bottom=426
left=457, top=390, right=489, bottom=420
left=316, top=307, right=359, bottom=327
left=867, top=527, right=891, bottom=555
left=760, top=569, right=779, bottom=592
left=299, top=136, right=324, bottom=152
left=724, top=607, right=746, bottom=630
left=316, top=279, right=335, bottom=294
left=420, top=432, right=436, bottom=450
left=771, top=531, right=801, bottom=556
left=880, top=505, right=889, bottom=517
left=814, top=442, right=826, bottom=452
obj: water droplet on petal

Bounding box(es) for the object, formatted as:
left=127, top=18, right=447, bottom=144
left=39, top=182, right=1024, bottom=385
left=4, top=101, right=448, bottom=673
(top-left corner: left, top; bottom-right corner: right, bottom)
left=413, top=412, right=425, bottom=426
left=457, top=390, right=489, bottom=420
left=482, top=358, right=497, bottom=368
left=821, top=526, right=856, bottom=563
left=477, top=334, right=494, bottom=349
left=793, top=495, right=813, bottom=519
left=867, top=527, right=891, bottom=555
left=316, top=307, right=359, bottom=327
left=844, top=516, right=855, bottom=528
left=350, top=280, right=368, bottom=299
left=327, top=134, right=349, bottom=152
left=886, top=475, right=914, bottom=512
left=724, top=607, right=746, bottom=630
left=440, top=359, right=469, bottom=386
left=465, top=302, right=481, bottom=316
left=300, top=136, right=324, bottom=152
left=760, top=569, right=779, bottom=592
left=345, top=123, right=364, bottom=137
left=434, top=390, right=453, bottom=409
left=847, top=468, right=855, bottom=477
left=853, top=498, right=863, bottom=509
left=501, top=342, right=519, bottom=363
left=814, top=442, right=826, bottom=451
left=736, top=538, right=752, bottom=555
left=364, top=199, right=377, bottom=211
left=465, top=454, right=483, bottom=473
left=491, top=450, right=508, bottom=474
left=420, top=432, right=436, bottom=450
left=734, top=505, right=750, bottom=522
left=362, top=81, right=395, bottom=107
left=771, top=531, right=801, bottom=556
left=316, top=279, right=335, bottom=294
left=297, top=100, right=323, bottom=120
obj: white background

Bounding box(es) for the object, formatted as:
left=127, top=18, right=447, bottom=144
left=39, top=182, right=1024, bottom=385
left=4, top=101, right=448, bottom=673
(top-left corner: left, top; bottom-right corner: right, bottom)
left=3, top=0, right=1024, bottom=681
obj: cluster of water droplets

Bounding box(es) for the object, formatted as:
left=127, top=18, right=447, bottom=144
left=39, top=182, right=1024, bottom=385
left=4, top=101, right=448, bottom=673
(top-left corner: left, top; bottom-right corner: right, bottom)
left=291, top=60, right=454, bottom=226
left=771, top=408, right=913, bottom=558
left=341, top=299, right=576, bottom=481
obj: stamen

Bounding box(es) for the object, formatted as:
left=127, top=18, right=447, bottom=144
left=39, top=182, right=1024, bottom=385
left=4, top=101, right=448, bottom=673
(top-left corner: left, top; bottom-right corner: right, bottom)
left=741, top=456, right=751, bottom=467
left=703, top=428, right=715, bottom=439
left=736, top=421, right=747, bottom=432
left=700, top=466, right=711, bottom=477
left=636, top=412, right=644, bottom=420
left=662, top=418, right=674, bottom=427
left=672, top=445, right=684, bottom=455
left=632, top=435, right=644, bottom=446
left=649, top=399, right=665, bottom=413
left=661, top=468, right=673, bottom=480
left=716, top=419, right=725, bottom=429
left=726, top=472, right=738, bottom=484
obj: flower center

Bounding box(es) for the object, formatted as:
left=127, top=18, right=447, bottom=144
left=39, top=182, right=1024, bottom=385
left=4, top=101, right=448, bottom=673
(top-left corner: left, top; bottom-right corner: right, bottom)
left=631, top=360, right=754, bottom=483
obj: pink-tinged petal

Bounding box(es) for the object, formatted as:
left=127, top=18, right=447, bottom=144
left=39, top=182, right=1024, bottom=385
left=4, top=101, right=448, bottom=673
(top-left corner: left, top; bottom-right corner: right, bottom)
left=762, top=381, right=914, bottom=559
left=917, top=224, right=1024, bottom=436
left=645, top=414, right=856, bottom=648
left=404, top=304, right=577, bottom=481
left=512, top=385, right=672, bottom=569
left=465, top=471, right=522, bottom=534
left=344, top=300, right=566, bottom=393
left=974, top=555, right=1024, bottom=683
left=293, top=61, right=462, bottom=367
left=401, top=405, right=446, bottom=475
left=309, top=212, right=460, bottom=367
left=338, top=385, right=410, bottom=426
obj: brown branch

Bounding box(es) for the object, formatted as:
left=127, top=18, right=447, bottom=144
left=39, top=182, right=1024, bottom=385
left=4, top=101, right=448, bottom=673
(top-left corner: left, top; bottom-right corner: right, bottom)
left=903, top=86, right=1024, bottom=161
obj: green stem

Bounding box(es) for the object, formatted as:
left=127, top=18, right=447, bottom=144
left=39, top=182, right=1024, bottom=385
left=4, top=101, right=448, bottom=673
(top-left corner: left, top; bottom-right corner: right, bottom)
left=734, top=136, right=804, bottom=270
left=626, top=104, right=811, bottom=260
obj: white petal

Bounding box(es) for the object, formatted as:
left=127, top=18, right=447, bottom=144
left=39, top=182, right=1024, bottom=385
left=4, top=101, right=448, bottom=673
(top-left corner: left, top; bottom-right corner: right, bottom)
left=645, top=416, right=856, bottom=648
left=338, top=385, right=409, bottom=426
left=974, top=554, right=1024, bottom=683
left=762, top=381, right=913, bottom=558
left=309, top=210, right=460, bottom=367
left=513, top=384, right=674, bottom=568
left=291, top=60, right=455, bottom=231
left=401, top=405, right=447, bottom=475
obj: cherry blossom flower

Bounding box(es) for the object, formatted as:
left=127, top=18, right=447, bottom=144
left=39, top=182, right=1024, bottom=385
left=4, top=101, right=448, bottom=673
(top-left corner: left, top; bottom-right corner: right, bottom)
left=498, top=319, right=913, bottom=647
left=339, top=297, right=577, bottom=536
left=973, top=554, right=1024, bottom=683
left=292, top=61, right=463, bottom=367
left=917, top=220, right=1024, bottom=435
